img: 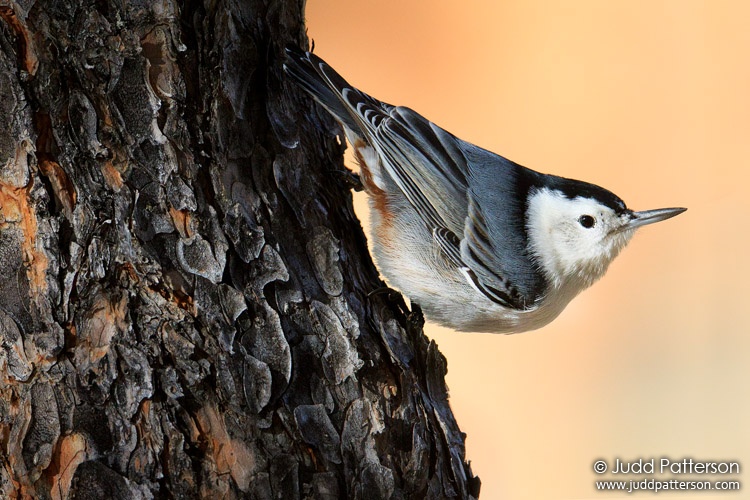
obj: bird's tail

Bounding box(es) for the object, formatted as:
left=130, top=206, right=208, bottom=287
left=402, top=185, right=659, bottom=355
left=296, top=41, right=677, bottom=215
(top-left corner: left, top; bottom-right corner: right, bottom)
left=283, top=46, right=360, bottom=131
left=283, top=46, right=393, bottom=134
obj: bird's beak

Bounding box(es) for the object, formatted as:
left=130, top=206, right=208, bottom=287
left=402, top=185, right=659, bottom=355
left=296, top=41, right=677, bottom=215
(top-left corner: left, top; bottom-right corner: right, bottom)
left=624, top=207, right=687, bottom=231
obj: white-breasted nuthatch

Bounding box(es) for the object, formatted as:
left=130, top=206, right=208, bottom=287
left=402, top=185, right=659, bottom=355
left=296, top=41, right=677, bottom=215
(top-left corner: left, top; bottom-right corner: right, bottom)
left=283, top=46, right=686, bottom=333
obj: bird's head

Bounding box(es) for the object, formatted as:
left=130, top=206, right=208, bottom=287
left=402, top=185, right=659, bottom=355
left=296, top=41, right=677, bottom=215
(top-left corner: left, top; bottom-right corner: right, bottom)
left=525, top=182, right=685, bottom=289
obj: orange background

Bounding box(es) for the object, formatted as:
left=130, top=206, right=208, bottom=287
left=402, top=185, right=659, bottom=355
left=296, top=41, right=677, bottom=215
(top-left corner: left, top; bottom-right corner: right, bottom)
left=305, top=2, right=750, bottom=498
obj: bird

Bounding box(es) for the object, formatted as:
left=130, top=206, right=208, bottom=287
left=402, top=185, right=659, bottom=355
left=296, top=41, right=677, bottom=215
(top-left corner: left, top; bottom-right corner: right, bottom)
left=283, top=46, right=686, bottom=333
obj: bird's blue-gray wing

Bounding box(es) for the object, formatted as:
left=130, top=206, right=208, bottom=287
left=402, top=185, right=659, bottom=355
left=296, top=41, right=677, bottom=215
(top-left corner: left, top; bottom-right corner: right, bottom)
left=459, top=143, right=548, bottom=308
left=371, top=107, right=469, bottom=233
left=370, top=109, right=544, bottom=309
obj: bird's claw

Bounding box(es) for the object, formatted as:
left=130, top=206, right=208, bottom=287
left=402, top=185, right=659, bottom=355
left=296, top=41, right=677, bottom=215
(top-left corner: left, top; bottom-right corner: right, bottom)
left=369, top=285, right=408, bottom=312
left=406, top=302, right=425, bottom=334
left=330, top=168, right=363, bottom=191
left=368, top=286, right=423, bottom=332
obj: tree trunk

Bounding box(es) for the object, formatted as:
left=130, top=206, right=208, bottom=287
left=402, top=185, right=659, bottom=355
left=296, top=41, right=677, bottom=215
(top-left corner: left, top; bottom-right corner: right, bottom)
left=0, top=1, right=479, bottom=498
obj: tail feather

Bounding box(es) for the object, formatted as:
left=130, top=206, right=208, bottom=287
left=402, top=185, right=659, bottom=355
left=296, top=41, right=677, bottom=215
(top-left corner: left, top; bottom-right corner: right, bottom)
left=283, top=46, right=393, bottom=136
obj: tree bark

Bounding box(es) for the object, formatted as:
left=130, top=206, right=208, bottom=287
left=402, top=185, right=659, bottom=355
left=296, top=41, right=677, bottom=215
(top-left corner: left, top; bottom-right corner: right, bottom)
left=0, top=1, right=479, bottom=498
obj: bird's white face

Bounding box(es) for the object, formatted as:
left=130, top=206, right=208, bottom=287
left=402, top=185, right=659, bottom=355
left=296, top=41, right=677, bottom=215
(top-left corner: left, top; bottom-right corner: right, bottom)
left=525, top=188, right=635, bottom=288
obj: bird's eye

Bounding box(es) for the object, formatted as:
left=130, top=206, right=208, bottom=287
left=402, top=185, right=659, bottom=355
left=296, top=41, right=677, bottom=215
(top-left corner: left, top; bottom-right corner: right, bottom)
left=578, top=215, right=596, bottom=228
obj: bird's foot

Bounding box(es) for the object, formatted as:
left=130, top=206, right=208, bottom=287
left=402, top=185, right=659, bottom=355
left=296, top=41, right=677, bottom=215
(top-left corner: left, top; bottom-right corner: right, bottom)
left=368, top=286, right=409, bottom=316
left=406, top=302, right=425, bottom=335
left=368, top=287, right=424, bottom=332
left=331, top=168, right=363, bottom=192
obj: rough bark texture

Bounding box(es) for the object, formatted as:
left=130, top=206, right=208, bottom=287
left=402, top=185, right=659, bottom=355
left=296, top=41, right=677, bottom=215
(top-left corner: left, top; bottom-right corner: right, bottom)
left=0, top=1, right=479, bottom=498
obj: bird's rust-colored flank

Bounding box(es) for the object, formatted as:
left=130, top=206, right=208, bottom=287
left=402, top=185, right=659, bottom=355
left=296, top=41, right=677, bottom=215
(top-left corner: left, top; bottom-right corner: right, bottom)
left=352, top=139, right=395, bottom=250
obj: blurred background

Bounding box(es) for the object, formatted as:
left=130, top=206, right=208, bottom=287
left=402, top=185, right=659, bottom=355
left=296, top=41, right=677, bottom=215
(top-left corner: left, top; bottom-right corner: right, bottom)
left=305, top=1, right=750, bottom=498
